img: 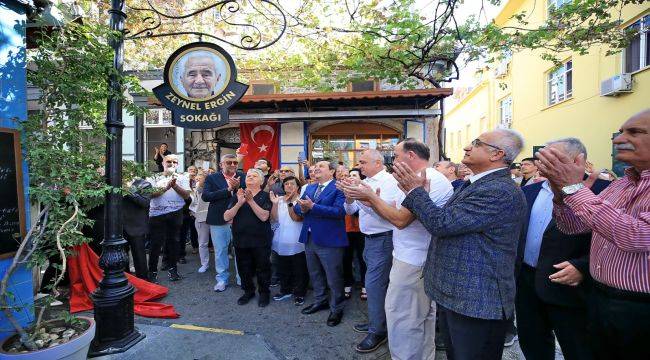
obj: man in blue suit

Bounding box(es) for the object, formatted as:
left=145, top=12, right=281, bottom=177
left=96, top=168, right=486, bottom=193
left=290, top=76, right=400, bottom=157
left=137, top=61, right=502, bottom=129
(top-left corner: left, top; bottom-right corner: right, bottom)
left=393, top=129, right=528, bottom=360
left=202, top=154, right=246, bottom=292
left=294, top=160, right=348, bottom=327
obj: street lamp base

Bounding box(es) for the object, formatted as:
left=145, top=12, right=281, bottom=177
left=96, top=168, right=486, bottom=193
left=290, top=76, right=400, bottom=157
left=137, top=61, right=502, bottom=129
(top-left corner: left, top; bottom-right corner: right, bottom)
left=89, top=283, right=144, bottom=357
left=88, top=327, right=145, bottom=357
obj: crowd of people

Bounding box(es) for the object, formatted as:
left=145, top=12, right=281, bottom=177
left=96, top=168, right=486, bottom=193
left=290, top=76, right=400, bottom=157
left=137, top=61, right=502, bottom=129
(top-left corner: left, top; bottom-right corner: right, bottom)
left=116, top=109, right=648, bottom=360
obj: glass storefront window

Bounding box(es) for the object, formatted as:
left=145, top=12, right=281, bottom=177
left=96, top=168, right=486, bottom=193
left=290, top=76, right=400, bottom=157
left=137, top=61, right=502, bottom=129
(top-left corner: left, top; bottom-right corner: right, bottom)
left=310, top=133, right=399, bottom=168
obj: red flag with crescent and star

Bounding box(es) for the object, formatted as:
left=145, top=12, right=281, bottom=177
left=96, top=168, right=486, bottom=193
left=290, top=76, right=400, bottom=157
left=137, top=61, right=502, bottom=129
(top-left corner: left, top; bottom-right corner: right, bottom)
left=239, top=123, right=280, bottom=171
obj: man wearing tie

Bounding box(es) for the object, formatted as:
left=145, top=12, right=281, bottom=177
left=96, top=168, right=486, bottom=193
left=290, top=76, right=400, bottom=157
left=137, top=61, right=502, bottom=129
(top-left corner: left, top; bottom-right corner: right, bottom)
left=294, top=160, right=348, bottom=327
left=393, top=129, right=528, bottom=360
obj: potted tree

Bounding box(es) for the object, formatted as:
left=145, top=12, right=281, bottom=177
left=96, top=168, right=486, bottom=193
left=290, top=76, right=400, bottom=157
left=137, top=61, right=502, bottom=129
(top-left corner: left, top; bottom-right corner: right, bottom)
left=0, top=20, right=147, bottom=358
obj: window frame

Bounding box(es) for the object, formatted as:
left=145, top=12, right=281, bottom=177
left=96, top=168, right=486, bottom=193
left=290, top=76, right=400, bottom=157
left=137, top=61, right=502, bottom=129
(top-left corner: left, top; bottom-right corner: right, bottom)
left=144, top=108, right=173, bottom=127
left=547, top=59, right=573, bottom=106
left=623, top=14, right=650, bottom=74
left=347, top=80, right=378, bottom=92
left=247, top=80, right=277, bottom=95
left=499, top=95, right=513, bottom=128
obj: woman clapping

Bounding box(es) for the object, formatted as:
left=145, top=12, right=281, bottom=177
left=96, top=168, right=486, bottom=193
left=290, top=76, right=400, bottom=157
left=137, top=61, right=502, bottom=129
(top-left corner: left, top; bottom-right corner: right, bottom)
left=269, top=176, right=309, bottom=306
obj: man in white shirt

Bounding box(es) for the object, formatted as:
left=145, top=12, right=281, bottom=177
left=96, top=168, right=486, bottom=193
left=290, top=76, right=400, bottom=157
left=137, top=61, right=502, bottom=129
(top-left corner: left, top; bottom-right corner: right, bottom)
left=339, top=149, right=401, bottom=353
left=342, top=139, right=453, bottom=360
left=146, top=154, right=191, bottom=282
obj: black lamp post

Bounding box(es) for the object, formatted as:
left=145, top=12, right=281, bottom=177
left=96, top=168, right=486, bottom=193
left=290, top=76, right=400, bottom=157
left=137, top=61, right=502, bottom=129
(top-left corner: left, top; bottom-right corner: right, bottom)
left=88, top=0, right=144, bottom=356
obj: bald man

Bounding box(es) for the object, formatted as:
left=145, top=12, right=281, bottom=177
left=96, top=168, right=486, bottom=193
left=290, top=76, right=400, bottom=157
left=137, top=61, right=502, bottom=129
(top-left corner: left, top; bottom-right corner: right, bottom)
left=340, top=149, right=402, bottom=353
left=181, top=55, right=221, bottom=99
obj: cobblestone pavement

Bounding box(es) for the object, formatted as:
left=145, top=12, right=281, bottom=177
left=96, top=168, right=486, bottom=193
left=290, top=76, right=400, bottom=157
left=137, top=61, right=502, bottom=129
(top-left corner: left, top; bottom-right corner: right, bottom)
left=105, top=246, right=563, bottom=360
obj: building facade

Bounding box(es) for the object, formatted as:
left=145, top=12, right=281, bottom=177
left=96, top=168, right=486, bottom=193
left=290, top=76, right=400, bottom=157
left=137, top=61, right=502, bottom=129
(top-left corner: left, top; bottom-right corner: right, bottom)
left=0, top=0, right=34, bottom=341
left=127, top=73, right=450, bottom=174
left=444, top=0, right=649, bottom=171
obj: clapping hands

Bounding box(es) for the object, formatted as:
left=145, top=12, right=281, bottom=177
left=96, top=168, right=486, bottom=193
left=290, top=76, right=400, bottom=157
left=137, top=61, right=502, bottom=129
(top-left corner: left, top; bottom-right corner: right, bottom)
left=284, top=187, right=297, bottom=202
left=392, top=162, right=429, bottom=193
left=227, top=176, right=241, bottom=191
left=297, top=195, right=314, bottom=212
left=236, top=188, right=246, bottom=204
left=270, top=191, right=280, bottom=204
left=336, top=178, right=378, bottom=203
left=244, top=189, right=254, bottom=203
left=166, top=178, right=177, bottom=191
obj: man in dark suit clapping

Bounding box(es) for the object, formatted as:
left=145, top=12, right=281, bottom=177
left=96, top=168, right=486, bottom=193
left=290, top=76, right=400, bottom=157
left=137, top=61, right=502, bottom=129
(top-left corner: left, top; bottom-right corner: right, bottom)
left=516, top=138, right=609, bottom=360
left=392, top=129, right=528, bottom=360
left=202, top=154, right=246, bottom=292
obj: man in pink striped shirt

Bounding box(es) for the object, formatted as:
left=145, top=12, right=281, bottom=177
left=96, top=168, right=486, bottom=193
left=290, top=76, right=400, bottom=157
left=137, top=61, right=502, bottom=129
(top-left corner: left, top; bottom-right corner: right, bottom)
left=536, top=109, right=650, bottom=360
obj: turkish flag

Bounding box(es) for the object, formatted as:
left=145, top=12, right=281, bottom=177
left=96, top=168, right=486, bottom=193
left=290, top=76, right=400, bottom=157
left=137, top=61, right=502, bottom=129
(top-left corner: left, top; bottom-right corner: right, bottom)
left=239, top=123, right=280, bottom=171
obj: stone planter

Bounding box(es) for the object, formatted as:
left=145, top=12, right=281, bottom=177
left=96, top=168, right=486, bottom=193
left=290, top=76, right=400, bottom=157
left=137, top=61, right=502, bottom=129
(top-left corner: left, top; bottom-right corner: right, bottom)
left=0, top=316, right=95, bottom=360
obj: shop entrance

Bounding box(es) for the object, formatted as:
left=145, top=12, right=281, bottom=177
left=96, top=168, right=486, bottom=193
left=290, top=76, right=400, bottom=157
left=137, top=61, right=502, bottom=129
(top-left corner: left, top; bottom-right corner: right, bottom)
left=310, top=122, right=401, bottom=167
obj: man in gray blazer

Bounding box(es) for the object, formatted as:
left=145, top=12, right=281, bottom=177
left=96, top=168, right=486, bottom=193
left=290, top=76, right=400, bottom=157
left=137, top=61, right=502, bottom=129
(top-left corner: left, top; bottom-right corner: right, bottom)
left=392, top=129, right=527, bottom=360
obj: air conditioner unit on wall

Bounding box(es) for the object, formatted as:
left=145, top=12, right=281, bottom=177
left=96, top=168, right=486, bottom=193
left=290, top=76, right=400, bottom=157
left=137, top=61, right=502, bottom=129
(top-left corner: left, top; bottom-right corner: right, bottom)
left=600, top=74, right=633, bottom=96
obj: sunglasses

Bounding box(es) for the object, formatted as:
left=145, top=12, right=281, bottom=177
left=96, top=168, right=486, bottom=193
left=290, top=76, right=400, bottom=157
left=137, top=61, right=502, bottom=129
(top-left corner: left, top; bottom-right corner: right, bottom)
left=471, top=138, right=502, bottom=151
left=224, top=160, right=239, bottom=165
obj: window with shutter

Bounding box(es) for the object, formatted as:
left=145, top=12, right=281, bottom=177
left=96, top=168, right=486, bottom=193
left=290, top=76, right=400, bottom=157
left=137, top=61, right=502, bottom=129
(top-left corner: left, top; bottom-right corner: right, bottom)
left=624, top=15, right=649, bottom=73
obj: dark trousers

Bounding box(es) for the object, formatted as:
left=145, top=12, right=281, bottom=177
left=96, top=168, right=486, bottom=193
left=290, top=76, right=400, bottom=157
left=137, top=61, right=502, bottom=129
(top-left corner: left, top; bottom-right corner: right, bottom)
left=148, top=209, right=183, bottom=272
left=124, top=233, right=149, bottom=280
left=588, top=282, right=650, bottom=360
left=178, top=213, right=198, bottom=257
left=516, top=265, right=593, bottom=360
left=305, top=238, right=345, bottom=313
left=438, top=304, right=509, bottom=360
left=235, top=246, right=271, bottom=295
left=343, top=231, right=366, bottom=287
left=276, top=251, right=309, bottom=297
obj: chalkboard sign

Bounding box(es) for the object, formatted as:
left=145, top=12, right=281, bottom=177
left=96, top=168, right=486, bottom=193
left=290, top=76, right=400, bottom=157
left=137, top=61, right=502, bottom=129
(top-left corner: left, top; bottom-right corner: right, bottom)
left=0, top=128, right=26, bottom=259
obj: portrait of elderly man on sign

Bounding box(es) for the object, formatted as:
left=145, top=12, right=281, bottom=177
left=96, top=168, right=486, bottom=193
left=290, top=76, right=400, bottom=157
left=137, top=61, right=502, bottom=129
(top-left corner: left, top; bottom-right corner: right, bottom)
left=173, top=50, right=228, bottom=100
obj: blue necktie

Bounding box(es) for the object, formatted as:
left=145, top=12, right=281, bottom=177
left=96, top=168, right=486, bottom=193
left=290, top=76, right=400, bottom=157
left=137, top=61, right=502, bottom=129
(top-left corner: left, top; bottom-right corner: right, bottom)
left=314, top=184, right=324, bottom=201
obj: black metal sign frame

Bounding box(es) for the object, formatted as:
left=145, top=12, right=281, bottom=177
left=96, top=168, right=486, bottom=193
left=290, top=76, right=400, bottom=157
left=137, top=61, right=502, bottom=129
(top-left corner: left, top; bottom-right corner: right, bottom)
left=153, top=42, right=248, bottom=129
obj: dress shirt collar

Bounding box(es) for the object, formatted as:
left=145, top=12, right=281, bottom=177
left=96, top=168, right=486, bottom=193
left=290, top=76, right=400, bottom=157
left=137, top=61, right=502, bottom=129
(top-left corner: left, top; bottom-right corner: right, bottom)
left=469, top=167, right=507, bottom=183
left=625, top=167, right=650, bottom=183
left=318, top=179, right=333, bottom=188
left=366, top=169, right=390, bottom=182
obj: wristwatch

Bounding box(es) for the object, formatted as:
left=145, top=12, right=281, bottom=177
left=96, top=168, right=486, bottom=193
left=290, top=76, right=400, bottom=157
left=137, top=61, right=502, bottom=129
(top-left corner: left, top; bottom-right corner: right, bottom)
left=561, top=183, right=585, bottom=196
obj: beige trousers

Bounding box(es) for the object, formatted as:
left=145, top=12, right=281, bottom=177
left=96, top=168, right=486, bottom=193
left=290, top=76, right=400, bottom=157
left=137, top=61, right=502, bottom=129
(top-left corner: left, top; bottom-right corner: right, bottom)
left=385, top=258, right=437, bottom=360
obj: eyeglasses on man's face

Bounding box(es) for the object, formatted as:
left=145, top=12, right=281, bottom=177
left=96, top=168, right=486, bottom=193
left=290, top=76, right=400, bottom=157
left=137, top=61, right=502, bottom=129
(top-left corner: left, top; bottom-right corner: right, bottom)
left=224, top=160, right=239, bottom=165
left=165, top=160, right=178, bottom=164
left=471, top=138, right=502, bottom=151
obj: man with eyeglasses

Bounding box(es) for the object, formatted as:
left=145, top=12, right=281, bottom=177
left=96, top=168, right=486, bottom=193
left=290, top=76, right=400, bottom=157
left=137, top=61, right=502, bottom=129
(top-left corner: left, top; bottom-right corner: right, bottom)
left=265, top=165, right=295, bottom=195
left=147, top=154, right=191, bottom=282
left=202, top=154, right=246, bottom=292
left=391, top=130, right=528, bottom=360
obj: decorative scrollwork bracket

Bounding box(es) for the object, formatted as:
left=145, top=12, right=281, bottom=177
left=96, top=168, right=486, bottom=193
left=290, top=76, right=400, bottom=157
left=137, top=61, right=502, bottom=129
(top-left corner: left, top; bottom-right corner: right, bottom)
left=125, top=0, right=287, bottom=51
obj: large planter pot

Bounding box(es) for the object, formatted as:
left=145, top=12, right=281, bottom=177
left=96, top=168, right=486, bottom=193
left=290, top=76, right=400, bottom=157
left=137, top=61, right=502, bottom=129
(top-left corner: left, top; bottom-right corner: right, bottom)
left=0, top=316, right=95, bottom=360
